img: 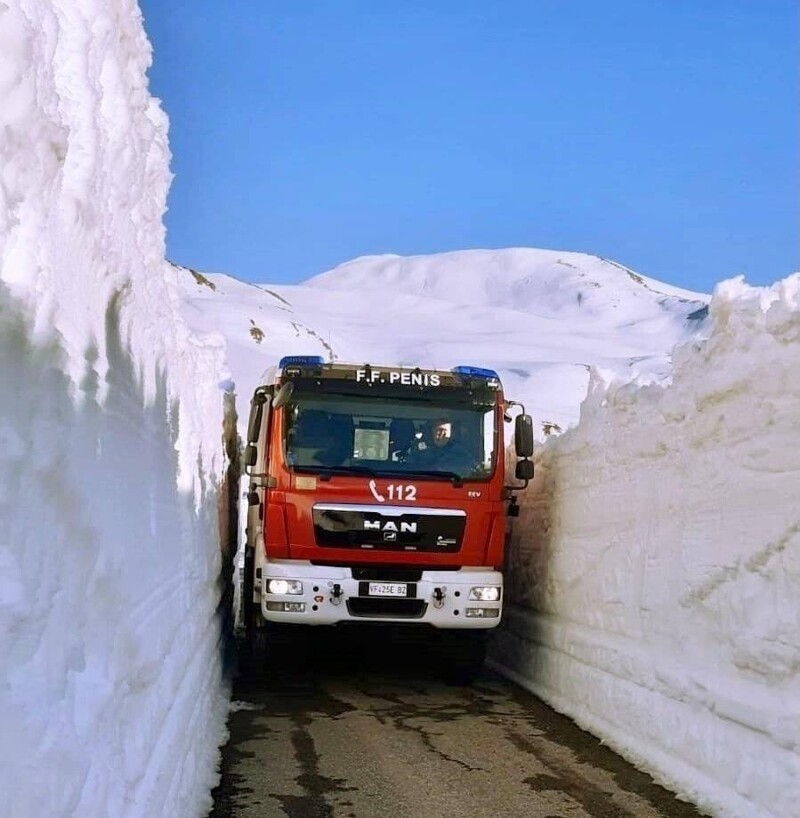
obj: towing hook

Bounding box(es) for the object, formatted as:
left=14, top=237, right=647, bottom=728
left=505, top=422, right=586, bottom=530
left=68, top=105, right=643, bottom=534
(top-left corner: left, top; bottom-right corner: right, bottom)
left=330, top=583, right=344, bottom=606
left=432, top=587, right=446, bottom=609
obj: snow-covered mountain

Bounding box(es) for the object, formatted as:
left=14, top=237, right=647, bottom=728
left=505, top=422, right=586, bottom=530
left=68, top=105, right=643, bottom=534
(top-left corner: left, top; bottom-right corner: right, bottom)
left=177, top=248, right=710, bottom=433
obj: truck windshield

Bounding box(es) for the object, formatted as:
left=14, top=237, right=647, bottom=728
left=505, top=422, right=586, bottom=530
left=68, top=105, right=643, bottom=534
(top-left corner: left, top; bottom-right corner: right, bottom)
left=283, top=391, right=497, bottom=481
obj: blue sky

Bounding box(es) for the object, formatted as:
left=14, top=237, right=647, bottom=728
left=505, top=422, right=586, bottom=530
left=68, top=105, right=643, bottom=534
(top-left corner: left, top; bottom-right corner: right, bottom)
left=141, top=1, right=798, bottom=292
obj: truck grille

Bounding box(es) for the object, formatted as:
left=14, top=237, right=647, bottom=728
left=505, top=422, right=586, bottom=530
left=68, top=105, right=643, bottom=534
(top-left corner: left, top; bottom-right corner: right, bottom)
left=347, top=598, right=428, bottom=619
left=313, top=504, right=466, bottom=553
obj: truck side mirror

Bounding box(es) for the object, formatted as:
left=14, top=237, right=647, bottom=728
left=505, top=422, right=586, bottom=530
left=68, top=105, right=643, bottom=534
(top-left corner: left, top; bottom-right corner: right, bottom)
left=246, top=386, right=272, bottom=443
left=246, top=401, right=263, bottom=444
left=514, top=414, right=534, bottom=458
left=515, top=459, right=534, bottom=481
left=243, top=443, right=258, bottom=469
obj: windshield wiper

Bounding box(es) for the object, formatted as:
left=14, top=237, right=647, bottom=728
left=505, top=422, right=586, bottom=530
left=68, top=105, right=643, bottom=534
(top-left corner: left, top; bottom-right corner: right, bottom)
left=397, top=469, right=465, bottom=487
left=304, top=465, right=385, bottom=481
left=295, top=464, right=466, bottom=486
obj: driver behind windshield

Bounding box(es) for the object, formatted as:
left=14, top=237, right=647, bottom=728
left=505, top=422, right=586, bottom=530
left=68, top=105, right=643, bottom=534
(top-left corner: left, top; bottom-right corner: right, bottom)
left=407, top=418, right=477, bottom=475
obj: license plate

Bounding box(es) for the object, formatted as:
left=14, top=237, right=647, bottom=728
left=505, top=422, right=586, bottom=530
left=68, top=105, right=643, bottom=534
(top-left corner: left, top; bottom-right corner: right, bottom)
left=368, top=582, right=408, bottom=597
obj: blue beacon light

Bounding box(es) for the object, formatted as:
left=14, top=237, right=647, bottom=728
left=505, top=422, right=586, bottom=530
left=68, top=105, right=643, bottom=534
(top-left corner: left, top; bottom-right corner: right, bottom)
left=278, top=355, right=325, bottom=369
left=451, top=365, right=500, bottom=380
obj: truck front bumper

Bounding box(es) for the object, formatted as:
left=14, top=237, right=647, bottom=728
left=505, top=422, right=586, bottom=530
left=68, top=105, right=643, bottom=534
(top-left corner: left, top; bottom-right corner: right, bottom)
left=258, top=561, right=502, bottom=629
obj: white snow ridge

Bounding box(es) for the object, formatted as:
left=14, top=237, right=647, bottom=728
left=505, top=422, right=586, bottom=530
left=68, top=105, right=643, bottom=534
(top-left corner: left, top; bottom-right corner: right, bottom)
left=495, top=274, right=800, bottom=818
left=0, top=3, right=230, bottom=817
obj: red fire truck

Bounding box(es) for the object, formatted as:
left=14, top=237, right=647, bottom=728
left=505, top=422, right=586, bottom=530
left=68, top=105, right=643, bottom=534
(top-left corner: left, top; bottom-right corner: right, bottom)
left=241, top=356, right=533, bottom=682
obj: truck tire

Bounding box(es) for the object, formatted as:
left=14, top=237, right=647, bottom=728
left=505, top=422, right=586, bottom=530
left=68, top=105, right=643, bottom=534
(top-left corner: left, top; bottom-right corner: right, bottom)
left=266, top=623, right=315, bottom=672
left=441, top=630, right=487, bottom=686
left=241, top=546, right=268, bottom=673
left=242, top=545, right=256, bottom=639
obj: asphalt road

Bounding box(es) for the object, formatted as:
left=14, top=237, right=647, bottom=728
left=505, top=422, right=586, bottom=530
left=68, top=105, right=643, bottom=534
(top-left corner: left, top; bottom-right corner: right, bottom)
left=210, top=628, right=706, bottom=818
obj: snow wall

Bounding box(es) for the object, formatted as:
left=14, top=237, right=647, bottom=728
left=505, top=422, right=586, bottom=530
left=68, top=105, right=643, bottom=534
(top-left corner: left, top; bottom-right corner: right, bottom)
left=0, top=3, right=231, bottom=816
left=493, top=275, right=800, bottom=818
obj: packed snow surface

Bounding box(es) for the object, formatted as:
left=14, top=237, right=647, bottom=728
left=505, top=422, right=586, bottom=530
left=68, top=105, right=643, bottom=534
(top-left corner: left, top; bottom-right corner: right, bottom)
left=0, top=3, right=229, bottom=817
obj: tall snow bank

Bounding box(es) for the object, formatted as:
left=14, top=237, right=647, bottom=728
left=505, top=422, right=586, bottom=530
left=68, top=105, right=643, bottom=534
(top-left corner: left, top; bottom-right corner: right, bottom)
left=0, top=2, right=230, bottom=816
left=494, top=274, right=800, bottom=818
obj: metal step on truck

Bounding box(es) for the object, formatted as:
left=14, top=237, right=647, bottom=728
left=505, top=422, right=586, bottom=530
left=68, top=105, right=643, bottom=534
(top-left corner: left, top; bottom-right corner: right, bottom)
left=240, top=356, right=534, bottom=683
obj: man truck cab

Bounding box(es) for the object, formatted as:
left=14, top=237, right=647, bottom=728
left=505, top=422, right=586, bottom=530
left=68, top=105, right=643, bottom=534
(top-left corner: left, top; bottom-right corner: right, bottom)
left=242, top=357, right=533, bottom=682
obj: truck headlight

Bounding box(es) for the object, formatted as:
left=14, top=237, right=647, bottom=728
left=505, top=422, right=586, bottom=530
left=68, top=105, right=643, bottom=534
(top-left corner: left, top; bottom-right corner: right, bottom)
left=469, top=586, right=501, bottom=602
left=266, top=579, right=303, bottom=595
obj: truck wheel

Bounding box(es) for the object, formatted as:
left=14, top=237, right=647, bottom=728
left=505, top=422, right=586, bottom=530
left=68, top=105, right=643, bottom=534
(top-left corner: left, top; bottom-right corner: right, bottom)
left=240, top=612, right=268, bottom=679
left=242, top=545, right=256, bottom=638
left=240, top=546, right=268, bottom=673
left=442, top=631, right=487, bottom=686
left=265, top=624, right=314, bottom=672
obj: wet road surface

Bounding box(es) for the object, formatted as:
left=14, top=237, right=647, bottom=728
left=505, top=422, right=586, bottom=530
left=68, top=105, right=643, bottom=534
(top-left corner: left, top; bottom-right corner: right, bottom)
left=210, top=628, right=706, bottom=818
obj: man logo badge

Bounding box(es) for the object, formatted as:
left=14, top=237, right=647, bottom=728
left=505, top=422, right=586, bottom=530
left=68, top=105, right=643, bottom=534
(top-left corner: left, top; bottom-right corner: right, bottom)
left=383, top=531, right=397, bottom=542
left=364, top=520, right=417, bottom=533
